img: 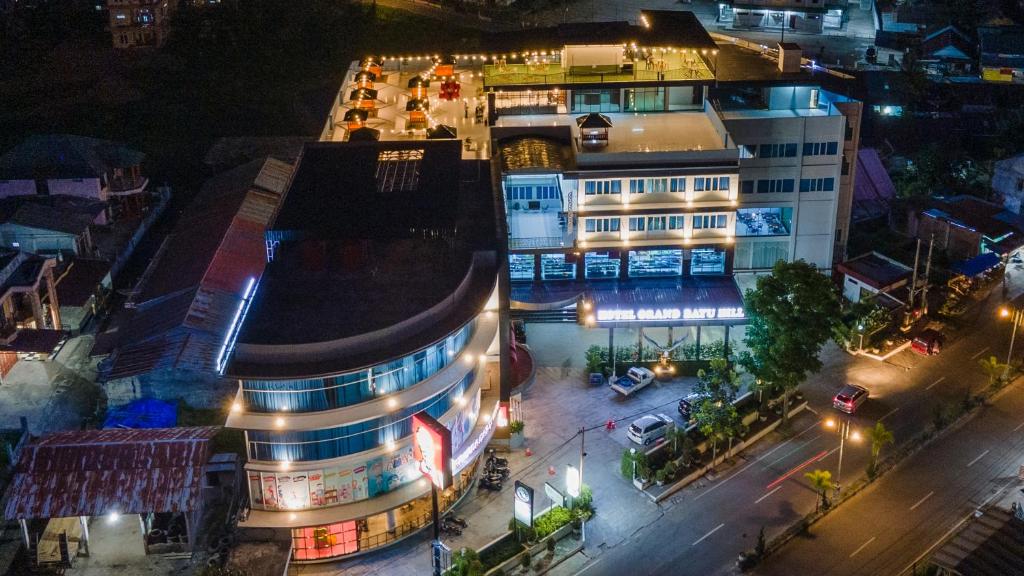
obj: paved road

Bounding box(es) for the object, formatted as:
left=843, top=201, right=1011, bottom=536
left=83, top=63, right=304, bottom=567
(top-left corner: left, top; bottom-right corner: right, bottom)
left=756, top=375, right=1024, bottom=576
left=551, top=292, right=1020, bottom=576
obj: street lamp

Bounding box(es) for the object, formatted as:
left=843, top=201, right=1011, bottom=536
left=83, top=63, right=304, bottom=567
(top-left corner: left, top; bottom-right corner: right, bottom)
left=999, top=305, right=1022, bottom=380
left=824, top=418, right=860, bottom=493
left=857, top=323, right=865, bottom=352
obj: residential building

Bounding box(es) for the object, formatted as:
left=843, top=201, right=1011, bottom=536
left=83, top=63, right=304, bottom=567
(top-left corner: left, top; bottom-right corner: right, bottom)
left=54, top=258, right=113, bottom=333
left=222, top=140, right=504, bottom=562
left=852, top=148, right=895, bottom=223
left=836, top=251, right=911, bottom=305
left=914, top=196, right=1024, bottom=261
left=718, top=0, right=847, bottom=34
left=0, top=195, right=108, bottom=257
left=979, top=26, right=1024, bottom=83
left=930, top=505, right=1024, bottom=575
left=107, top=0, right=175, bottom=49
left=0, top=134, right=149, bottom=218
left=994, top=152, right=1024, bottom=214
left=919, top=25, right=976, bottom=79
left=0, top=249, right=64, bottom=379
left=97, top=157, right=293, bottom=409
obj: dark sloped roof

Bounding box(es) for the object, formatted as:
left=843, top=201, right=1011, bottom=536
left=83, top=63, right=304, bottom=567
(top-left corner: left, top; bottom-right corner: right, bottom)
left=4, top=202, right=97, bottom=235
left=576, top=112, right=613, bottom=128
left=0, top=134, right=144, bottom=180
left=837, top=252, right=911, bottom=289
left=931, top=507, right=1024, bottom=576
left=852, top=148, right=895, bottom=222
left=3, top=427, right=219, bottom=520
left=54, top=258, right=111, bottom=307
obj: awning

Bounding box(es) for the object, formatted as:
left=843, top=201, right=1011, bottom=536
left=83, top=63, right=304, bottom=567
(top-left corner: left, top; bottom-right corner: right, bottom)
left=427, top=124, right=458, bottom=139
left=407, top=75, right=430, bottom=88
left=952, top=251, right=1001, bottom=277
left=347, top=127, right=381, bottom=142
left=354, top=71, right=376, bottom=82
left=349, top=88, right=378, bottom=101
left=576, top=112, right=613, bottom=129
left=343, top=109, right=368, bottom=123
left=406, top=99, right=429, bottom=112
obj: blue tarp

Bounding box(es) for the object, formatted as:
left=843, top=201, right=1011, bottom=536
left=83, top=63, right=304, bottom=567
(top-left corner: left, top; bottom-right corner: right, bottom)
left=102, top=398, right=177, bottom=429
left=952, top=252, right=1001, bottom=277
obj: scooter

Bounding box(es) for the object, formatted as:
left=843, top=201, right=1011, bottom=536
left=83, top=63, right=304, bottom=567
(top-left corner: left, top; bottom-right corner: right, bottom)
left=485, top=461, right=510, bottom=479
left=486, top=450, right=508, bottom=468
left=443, top=513, right=468, bottom=528
left=478, top=474, right=503, bottom=491
left=440, top=519, right=463, bottom=536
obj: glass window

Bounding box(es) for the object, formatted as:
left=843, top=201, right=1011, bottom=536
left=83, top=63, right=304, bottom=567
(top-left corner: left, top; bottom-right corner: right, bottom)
left=751, top=239, right=790, bottom=268
left=585, top=252, right=620, bottom=279
left=690, top=248, right=726, bottom=275
left=827, top=141, right=838, bottom=155
left=586, top=218, right=619, bottom=233
left=741, top=181, right=754, bottom=194
left=669, top=216, right=685, bottom=230
left=541, top=253, right=576, bottom=280
left=735, top=207, right=793, bottom=237
left=509, top=254, right=534, bottom=281
left=572, top=89, right=620, bottom=113
left=584, top=180, right=620, bottom=195
left=800, top=177, right=836, bottom=192
left=785, top=143, right=798, bottom=157
left=624, top=87, right=665, bottom=112
left=629, top=249, right=682, bottom=278
left=648, top=178, right=668, bottom=193
left=629, top=179, right=645, bottom=194
left=628, top=217, right=645, bottom=231
left=670, top=177, right=686, bottom=192
left=647, top=216, right=667, bottom=231
left=692, top=214, right=728, bottom=229
left=757, top=179, right=794, bottom=193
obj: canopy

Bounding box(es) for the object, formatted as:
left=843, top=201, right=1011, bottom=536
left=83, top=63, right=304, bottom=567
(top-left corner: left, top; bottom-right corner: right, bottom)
left=952, top=251, right=1001, bottom=277
left=354, top=71, right=376, bottom=82
left=349, top=88, right=378, bottom=101
left=407, top=76, right=431, bottom=88
left=576, top=112, right=613, bottom=129
left=348, top=127, right=381, bottom=142
left=343, top=109, right=368, bottom=122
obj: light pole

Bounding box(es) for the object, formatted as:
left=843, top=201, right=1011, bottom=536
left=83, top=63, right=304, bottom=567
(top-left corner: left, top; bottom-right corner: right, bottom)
left=999, top=306, right=1022, bottom=380
left=825, top=418, right=861, bottom=494
left=857, top=323, right=865, bottom=352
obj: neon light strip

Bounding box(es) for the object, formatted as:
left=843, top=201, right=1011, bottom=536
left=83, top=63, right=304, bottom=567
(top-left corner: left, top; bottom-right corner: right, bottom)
left=217, top=277, right=257, bottom=374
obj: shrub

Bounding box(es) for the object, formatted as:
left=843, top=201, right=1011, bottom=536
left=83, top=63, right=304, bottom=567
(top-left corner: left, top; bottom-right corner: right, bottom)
left=547, top=537, right=556, bottom=552
left=534, top=506, right=571, bottom=539
left=445, top=548, right=484, bottom=576
left=509, top=420, right=524, bottom=434
left=584, top=345, right=606, bottom=374
left=521, top=553, right=531, bottom=568
left=573, top=484, right=594, bottom=516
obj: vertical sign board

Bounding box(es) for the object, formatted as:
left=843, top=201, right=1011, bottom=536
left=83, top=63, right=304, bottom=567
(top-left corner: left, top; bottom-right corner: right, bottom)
left=412, top=411, right=453, bottom=490
left=514, top=481, right=535, bottom=527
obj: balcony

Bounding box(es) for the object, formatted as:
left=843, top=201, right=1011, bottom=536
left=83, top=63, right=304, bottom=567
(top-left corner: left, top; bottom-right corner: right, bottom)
left=507, top=209, right=574, bottom=250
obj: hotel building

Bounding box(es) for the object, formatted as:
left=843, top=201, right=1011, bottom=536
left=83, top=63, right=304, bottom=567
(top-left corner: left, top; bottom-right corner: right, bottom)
left=223, top=10, right=862, bottom=563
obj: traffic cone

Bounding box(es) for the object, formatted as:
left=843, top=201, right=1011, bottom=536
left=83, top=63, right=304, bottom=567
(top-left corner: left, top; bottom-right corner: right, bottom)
left=548, top=465, right=556, bottom=476
left=525, top=447, right=533, bottom=457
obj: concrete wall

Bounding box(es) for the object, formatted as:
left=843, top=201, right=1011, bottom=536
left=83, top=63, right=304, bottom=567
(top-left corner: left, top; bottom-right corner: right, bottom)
left=0, top=180, right=36, bottom=198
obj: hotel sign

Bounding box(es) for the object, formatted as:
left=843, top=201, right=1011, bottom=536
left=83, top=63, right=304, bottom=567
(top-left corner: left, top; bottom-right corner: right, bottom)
left=595, top=307, right=744, bottom=322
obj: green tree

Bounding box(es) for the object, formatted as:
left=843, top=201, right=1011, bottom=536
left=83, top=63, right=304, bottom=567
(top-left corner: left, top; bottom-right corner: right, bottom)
left=804, top=469, right=833, bottom=512
left=446, top=547, right=484, bottom=576
left=739, top=260, right=840, bottom=427
left=695, top=398, right=740, bottom=465
left=978, top=355, right=1009, bottom=389
left=867, top=422, right=895, bottom=478
left=695, top=357, right=741, bottom=403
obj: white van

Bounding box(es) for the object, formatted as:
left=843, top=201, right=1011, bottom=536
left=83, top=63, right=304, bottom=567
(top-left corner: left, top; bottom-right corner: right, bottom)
left=627, top=414, right=674, bottom=446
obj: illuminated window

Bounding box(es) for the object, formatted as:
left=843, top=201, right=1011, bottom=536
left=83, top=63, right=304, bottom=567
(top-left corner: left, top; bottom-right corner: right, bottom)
left=376, top=149, right=424, bottom=193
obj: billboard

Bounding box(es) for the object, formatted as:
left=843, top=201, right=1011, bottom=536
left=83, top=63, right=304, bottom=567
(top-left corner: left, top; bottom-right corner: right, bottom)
left=514, top=481, right=535, bottom=527
left=412, top=411, right=453, bottom=489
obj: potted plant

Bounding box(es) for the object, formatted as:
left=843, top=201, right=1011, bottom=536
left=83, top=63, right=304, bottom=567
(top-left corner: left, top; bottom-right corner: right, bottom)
left=655, top=468, right=668, bottom=486
left=663, top=461, right=678, bottom=482
left=509, top=420, right=525, bottom=448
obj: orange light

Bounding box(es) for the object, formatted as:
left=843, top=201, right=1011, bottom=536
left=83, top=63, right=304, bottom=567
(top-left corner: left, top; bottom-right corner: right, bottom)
left=1000, top=307, right=1011, bottom=318
left=824, top=418, right=836, bottom=428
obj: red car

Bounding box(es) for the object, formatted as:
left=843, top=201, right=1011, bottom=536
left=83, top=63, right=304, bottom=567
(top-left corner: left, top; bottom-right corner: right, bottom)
left=911, top=329, right=943, bottom=355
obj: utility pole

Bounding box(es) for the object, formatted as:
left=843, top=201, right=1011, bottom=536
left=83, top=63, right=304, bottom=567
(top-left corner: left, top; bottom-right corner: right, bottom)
left=921, top=234, right=934, bottom=314
left=579, top=426, right=586, bottom=492
left=903, top=238, right=921, bottom=330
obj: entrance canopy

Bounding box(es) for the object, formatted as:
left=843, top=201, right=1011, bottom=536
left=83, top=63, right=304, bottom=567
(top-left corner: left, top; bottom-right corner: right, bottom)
left=4, top=427, right=219, bottom=520
left=584, top=277, right=746, bottom=326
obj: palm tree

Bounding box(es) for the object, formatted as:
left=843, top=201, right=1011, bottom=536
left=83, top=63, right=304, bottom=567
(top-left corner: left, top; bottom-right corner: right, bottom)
left=978, top=355, right=1009, bottom=389
left=804, top=469, right=833, bottom=512
left=867, top=422, right=895, bottom=478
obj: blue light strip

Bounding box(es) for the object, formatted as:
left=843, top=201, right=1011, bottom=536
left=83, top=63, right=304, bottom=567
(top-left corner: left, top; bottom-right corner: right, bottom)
left=217, top=276, right=258, bottom=375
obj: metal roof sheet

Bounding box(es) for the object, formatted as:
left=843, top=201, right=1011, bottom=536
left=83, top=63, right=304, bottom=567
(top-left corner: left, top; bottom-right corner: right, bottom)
left=4, top=427, right=219, bottom=520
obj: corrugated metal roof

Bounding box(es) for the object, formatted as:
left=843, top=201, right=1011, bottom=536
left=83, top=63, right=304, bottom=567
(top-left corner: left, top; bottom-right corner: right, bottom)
left=3, top=427, right=219, bottom=520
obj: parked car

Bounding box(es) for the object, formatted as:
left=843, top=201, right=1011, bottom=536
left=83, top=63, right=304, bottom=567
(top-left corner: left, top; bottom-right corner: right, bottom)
left=627, top=414, right=675, bottom=446
left=610, top=367, right=656, bottom=397
left=911, top=329, right=943, bottom=356
left=677, top=398, right=692, bottom=421
left=588, top=372, right=605, bottom=386
left=833, top=384, right=869, bottom=414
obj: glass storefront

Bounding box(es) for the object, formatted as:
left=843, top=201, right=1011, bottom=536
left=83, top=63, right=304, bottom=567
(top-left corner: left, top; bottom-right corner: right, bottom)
left=585, top=252, right=620, bottom=279
left=571, top=89, right=620, bottom=113
left=624, top=87, right=665, bottom=112
left=509, top=254, right=535, bottom=281
left=628, top=249, right=682, bottom=278
left=541, top=253, right=576, bottom=280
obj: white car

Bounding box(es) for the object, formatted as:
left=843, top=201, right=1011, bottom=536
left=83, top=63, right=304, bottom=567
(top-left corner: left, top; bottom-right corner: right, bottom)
left=627, top=414, right=674, bottom=446
left=610, top=366, right=656, bottom=397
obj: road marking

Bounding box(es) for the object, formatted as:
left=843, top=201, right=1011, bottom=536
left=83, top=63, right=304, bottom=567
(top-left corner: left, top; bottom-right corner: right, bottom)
left=849, top=536, right=876, bottom=558
left=970, top=347, right=990, bottom=360
left=909, top=491, right=934, bottom=511
left=766, top=449, right=831, bottom=491
left=754, top=485, right=783, bottom=504
left=572, top=558, right=601, bottom=576
left=1014, top=421, right=1024, bottom=432
left=967, top=449, right=990, bottom=468
left=691, top=523, right=725, bottom=546
left=926, top=377, right=946, bottom=390
left=767, top=435, right=821, bottom=468
left=879, top=407, right=899, bottom=422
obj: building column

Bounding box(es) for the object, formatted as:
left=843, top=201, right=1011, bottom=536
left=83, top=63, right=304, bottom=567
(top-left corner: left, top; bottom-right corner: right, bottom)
left=608, top=327, right=615, bottom=376
left=29, top=292, right=44, bottom=330
left=637, top=327, right=644, bottom=362
left=696, top=325, right=702, bottom=361
left=45, top=267, right=61, bottom=330
left=724, top=325, right=730, bottom=360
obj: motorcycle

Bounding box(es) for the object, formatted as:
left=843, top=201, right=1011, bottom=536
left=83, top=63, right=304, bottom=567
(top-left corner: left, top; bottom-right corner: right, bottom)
left=486, top=450, right=508, bottom=468
left=440, top=519, right=463, bottom=536
left=485, top=461, right=510, bottom=479
left=478, top=475, right=503, bottom=491
left=443, top=513, right=468, bottom=528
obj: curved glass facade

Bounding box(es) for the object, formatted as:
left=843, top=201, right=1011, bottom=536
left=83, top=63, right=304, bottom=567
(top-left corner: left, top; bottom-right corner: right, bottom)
left=247, top=371, right=474, bottom=462
left=241, top=320, right=475, bottom=413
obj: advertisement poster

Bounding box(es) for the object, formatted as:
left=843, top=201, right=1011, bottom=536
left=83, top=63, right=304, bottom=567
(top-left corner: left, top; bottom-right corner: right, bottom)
left=308, top=471, right=325, bottom=506
left=366, top=457, right=385, bottom=498
left=289, top=473, right=311, bottom=510
left=277, top=474, right=293, bottom=509
left=249, top=472, right=263, bottom=505
left=514, top=481, right=534, bottom=527
left=261, top=473, right=278, bottom=509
